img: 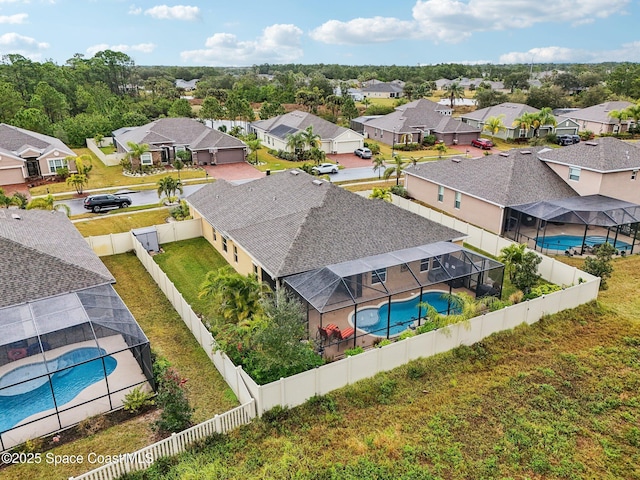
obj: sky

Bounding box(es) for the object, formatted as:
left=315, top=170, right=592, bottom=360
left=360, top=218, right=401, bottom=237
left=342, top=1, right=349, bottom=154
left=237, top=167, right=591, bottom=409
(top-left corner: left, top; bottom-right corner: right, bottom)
left=1, top=0, right=640, bottom=67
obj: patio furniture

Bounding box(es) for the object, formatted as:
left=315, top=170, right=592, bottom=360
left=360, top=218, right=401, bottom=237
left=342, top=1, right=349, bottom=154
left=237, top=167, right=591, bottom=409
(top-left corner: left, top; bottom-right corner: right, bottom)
left=317, top=325, right=332, bottom=344
left=331, top=326, right=355, bottom=342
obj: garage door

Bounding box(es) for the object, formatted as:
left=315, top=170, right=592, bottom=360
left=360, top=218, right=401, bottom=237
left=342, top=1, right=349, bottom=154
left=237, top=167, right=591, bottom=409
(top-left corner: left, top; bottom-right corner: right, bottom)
left=0, top=167, right=25, bottom=186
left=334, top=140, right=362, bottom=154
left=216, top=148, right=245, bottom=164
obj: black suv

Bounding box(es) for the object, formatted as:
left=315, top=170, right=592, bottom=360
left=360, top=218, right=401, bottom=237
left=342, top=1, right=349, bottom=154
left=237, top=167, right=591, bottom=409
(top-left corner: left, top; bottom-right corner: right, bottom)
left=557, top=134, right=580, bottom=146
left=83, top=194, right=132, bottom=213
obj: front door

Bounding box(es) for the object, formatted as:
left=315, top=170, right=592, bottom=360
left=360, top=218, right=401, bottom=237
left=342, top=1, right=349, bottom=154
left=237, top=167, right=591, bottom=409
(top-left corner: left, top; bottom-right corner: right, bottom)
left=26, top=159, right=40, bottom=177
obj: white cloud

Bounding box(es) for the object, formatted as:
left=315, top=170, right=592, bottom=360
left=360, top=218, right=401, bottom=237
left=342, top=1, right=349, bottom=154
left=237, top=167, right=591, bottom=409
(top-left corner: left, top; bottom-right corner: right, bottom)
left=144, top=5, right=200, bottom=21
left=310, top=16, right=416, bottom=44
left=128, top=5, right=142, bottom=15
left=311, top=0, right=630, bottom=45
left=181, top=24, right=303, bottom=66
left=0, top=13, right=27, bottom=24
left=86, top=42, right=156, bottom=56
left=500, top=42, right=640, bottom=64
left=0, top=32, right=49, bottom=59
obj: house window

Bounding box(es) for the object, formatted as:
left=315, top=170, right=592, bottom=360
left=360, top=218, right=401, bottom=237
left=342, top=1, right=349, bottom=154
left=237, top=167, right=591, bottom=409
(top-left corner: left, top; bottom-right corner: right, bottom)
left=48, top=158, right=68, bottom=174
left=140, top=152, right=152, bottom=165
left=253, top=263, right=258, bottom=275
left=569, top=167, right=581, bottom=181
left=454, top=192, right=462, bottom=209
left=632, top=170, right=638, bottom=180
left=233, top=246, right=238, bottom=263
left=437, top=185, right=444, bottom=202
left=372, top=268, right=387, bottom=285
left=212, top=229, right=217, bottom=241
left=222, top=237, right=227, bottom=252
left=519, top=128, right=527, bottom=138
left=420, top=258, right=430, bottom=272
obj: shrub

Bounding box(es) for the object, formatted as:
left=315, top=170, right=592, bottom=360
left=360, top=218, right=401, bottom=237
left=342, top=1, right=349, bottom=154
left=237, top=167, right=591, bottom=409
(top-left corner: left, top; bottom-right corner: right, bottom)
left=394, top=142, right=421, bottom=151
left=364, top=104, right=395, bottom=115
left=344, top=346, right=364, bottom=356
left=154, top=367, right=193, bottom=433
left=508, top=290, right=524, bottom=304
left=376, top=339, right=393, bottom=348
left=123, top=386, right=155, bottom=414
left=422, top=134, right=437, bottom=146
left=545, top=132, right=558, bottom=144
left=363, top=141, right=380, bottom=155
left=524, top=283, right=562, bottom=299
left=77, top=414, right=109, bottom=436
left=583, top=241, right=616, bottom=289
left=390, top=185, right=408, bottom=198
left=579, top=130, right=594, bottom=140
left=407, top=363, right=426, bottom=379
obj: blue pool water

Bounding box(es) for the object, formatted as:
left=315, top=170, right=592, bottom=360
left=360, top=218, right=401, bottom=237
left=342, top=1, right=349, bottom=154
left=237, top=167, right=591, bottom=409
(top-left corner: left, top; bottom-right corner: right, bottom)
left=535, top=235, right=631, bottom=251
left=0, top=347, right=117, bottom=433
left=351, top=291, right=459, bottom=336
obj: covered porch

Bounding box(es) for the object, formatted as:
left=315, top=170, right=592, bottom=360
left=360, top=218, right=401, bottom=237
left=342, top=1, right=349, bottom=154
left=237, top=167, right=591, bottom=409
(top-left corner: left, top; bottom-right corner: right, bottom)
left=284, top=242, right=504, bottom=360
left=503, top=195, right=640, bottom=256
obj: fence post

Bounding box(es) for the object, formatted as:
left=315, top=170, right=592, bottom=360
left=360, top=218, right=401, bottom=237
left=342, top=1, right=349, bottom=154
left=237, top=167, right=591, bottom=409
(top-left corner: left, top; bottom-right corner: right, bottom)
left=171, top=432, right=178, bottom=456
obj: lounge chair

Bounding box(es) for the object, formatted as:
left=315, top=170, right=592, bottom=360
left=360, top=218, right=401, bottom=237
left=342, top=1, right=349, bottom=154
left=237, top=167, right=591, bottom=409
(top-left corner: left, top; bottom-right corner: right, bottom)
left=331, top=326, right=355, bottom=342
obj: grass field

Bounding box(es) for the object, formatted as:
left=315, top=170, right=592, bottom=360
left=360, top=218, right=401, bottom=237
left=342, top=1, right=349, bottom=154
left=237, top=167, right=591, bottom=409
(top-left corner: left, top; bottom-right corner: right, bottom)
left=73, top=208, right=171, bottom=236
left=120, top=254, right=640, bottom=479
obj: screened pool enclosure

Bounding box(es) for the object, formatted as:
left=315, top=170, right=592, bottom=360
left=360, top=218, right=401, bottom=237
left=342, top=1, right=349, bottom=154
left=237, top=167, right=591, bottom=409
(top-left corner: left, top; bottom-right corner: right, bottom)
left=284, top=242, right=504, bottom=358
left=0, top=284, right=153, bottom=451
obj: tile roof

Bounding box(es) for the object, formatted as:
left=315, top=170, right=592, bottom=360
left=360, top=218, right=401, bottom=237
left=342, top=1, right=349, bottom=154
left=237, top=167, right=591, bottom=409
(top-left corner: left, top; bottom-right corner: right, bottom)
left=405, top=147, right=578, bottom=207
left=250, top=110, right=354, bottom=140
left=0, top=209, right=114, bottom=308
left=559, top=101, right=634, bottom=125
left=538, top=137, right=640, bottom=171
left=113, top=117, right=246, bottom=151
left=0, top=123, right=75, bottom=159
left=186, top=170, right=463, bottom=278
left=461, top=102, right=541, bottom=127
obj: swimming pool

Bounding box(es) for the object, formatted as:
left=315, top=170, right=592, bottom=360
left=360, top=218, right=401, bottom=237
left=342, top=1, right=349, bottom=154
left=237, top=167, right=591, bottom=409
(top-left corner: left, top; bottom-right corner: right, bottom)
left=351, top=291, right=458, bottom=337
left=0, top=347, right=117, bottom=433
left=535, top=235, right=632, bottom=251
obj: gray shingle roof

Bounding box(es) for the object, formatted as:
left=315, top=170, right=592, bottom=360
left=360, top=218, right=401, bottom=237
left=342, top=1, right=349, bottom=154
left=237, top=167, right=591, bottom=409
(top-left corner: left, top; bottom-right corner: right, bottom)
left=538, top=137, right=640, bottom=172
left=0, top=209, right=114, bottom=308
left=250, top=111, right=352, bottom=140
left=461, top=102, right=541, bottom=127
left=0, top=123, right=75, bottom=158
left=405, top=147, right=578, bottom=207
left=113, top=118, right=246, bottom=151
left=361, top=82, right=404, bottom=94
left=558, top=101, right=634, bottom=125
left=186, top=171, right=463, bottom=278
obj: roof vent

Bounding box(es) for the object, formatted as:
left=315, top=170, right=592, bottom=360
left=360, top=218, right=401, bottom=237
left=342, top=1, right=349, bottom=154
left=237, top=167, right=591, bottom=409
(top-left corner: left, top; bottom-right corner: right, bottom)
left=312, top=179, right=324, bottom=186
left=290, top=170, right=300, bottom=175
left=499, top=152, right=510, bottom=157
left=585, top=141, right=598, bottom=146
left=520, top=150, right=531, bottom=155
left=11, top=213, right=21, bottom=220
left=451, top=157, right=461, bottom=163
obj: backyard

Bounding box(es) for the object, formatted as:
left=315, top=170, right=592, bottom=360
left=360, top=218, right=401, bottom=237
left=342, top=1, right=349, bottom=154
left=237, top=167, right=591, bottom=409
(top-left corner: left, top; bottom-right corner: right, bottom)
left=73, top=208, right=171, bottom=236
left=109, top=254, right=640, bottom=479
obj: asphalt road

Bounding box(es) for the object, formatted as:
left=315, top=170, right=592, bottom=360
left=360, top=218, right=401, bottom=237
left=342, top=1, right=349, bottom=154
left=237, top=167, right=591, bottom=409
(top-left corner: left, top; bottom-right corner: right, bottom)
left=57, top=165, right=388, bottom=215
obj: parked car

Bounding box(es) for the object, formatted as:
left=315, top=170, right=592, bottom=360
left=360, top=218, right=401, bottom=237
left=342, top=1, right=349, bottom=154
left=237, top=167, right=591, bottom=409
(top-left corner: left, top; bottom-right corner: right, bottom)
left=354, top=147, right=373, bottom=159
left=557, top=134, right=581, bottom=146
left=83, top=194, right=132, bottom=213
left=311, top=163, right=339, bottom=175
left=471, top=138, right=494, bottom=149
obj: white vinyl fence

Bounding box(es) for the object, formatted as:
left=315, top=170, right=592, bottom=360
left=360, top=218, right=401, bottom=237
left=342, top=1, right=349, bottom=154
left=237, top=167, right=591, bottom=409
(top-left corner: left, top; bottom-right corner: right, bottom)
left=69, top=401, right=255, bottom=480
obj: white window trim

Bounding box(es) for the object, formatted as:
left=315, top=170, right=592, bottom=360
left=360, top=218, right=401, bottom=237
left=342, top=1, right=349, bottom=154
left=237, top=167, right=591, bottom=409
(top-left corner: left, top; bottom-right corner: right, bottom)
left=569, top=167, right=581, bottom=181
left=140, top=152, right=153, bottom=165
left=48, top=158, right=68, bottom=174
left=437, top=185, right=444, bottom=203
left=454, top=192, right=462, bottom=209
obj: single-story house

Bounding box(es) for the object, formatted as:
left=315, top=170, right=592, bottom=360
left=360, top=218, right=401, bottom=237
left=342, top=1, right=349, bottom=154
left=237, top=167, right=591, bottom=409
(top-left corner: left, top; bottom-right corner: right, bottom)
left=0, top=124, right=76, bottom=186
left=460, top=103, right=578, bottom=140
left=186, top=170, right=504, bottom=355
left=113, top=118, right=247, bottom=169
left=0, top=209, right=152, bottom=450
left=175, top=79, right=199, bottom=91
left=558, top=101, right=635, bottom=135
left=349, top=115, right=383, bottom=135
left=361, top=82, right=404, bottom=99
left=250, top=111, right=364, bottom=155
left=363, top=99, right=480, bottom=146
left=404, top=138, right=640, bottom=255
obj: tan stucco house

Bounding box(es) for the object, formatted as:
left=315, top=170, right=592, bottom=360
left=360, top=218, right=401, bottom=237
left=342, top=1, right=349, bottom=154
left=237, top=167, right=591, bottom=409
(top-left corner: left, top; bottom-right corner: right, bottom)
left=250, top=111, right=364, bottom=155
left=558, top=101, right=634, bottom=135
left=363, top=99, right=480, bottom=146
left=113, top=117, right=247, bottom=169
left=186, top=171, right=504, bottom=355
left=0, top=124, right=76, bottom=186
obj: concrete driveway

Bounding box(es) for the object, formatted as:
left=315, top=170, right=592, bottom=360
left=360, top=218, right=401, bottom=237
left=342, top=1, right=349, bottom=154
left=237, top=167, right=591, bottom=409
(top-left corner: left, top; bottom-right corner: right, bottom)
left=202, top=162, right=264, bottom=182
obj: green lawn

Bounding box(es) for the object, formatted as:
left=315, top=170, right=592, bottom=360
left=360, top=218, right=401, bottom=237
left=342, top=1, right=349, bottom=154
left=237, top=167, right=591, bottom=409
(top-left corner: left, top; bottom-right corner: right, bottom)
left=121, top=255, right=640, bottom=479
left=153, top=237, right=229, bottom=319
left=73, top=208, right=171, bottom=236
left=30, top=148, right=206, bottom=196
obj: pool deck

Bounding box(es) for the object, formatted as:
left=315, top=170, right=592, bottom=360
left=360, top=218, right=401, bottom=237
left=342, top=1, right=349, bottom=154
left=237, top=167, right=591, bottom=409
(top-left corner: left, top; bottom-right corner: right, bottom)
left=0, top=335, right=150, bottom=450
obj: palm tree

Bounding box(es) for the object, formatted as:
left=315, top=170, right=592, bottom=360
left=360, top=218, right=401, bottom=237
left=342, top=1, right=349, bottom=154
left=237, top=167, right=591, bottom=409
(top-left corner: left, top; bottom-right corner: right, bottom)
left=483, top=115, right=506, bottom=139
left=26, top=195, right=70, bottom=216
left=444, top=81, right=465, bottom=109
left=285, top=132, right=305, bottom=160
left=126, top=142, right=150, bottom=171
left=157, top=176, right=183, bottom=203
left=499, top=243, right=526, bottom=283
left=609, top=109, right=630, bottom=133
left=300, top=126, right=321, bottom=150
left=245, top=137, right=262, bottom=165
left=383, top=155, right=408, bottom=186
left=435, top=143, right=448, bottom=159
left=624, top=103, right=640, bottom=134
left=532, top=107, right=557, bottom=137
left=512, top=112, right=536, bottom=138
left=369, top=187, right=392, bottom=202
left=66, top=173, right=88, bottom=194
left=372, top=156, right=385, bottom=179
